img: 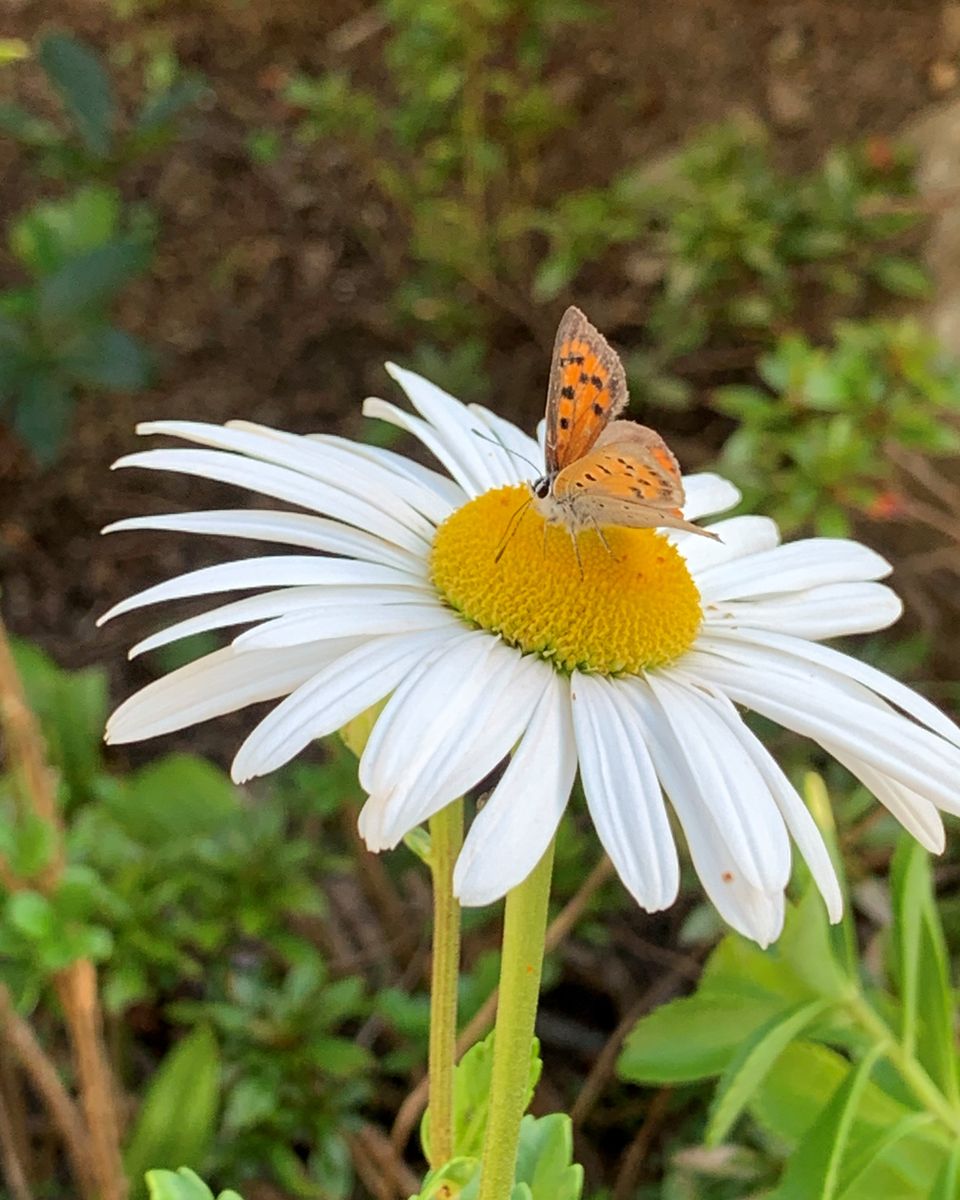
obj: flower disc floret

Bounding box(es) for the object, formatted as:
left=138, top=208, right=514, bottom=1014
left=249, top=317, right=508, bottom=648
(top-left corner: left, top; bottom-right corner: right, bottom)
left=431, top=486, right=702, bottom=674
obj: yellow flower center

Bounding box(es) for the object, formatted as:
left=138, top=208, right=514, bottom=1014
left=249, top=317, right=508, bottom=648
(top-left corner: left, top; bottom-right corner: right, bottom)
left=430, top=485, right=702, bottom=675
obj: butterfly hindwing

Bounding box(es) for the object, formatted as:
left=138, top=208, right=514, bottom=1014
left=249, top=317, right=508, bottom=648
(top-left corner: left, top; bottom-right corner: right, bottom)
left=544, top=307, right=628, bottom=475
left=552, top=421, right=685, bottom=508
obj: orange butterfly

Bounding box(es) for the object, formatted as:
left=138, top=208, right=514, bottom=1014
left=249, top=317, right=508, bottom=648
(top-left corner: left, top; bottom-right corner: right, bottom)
left=528, top=306, right=717, bottom=543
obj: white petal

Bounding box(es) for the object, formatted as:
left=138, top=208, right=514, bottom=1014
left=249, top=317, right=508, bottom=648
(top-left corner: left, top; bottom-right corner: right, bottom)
left=624, top=679, right=785, bottom=946
left=233, top=602, right=458, bottom=649
left=99, top=554, right=424, bottom=628
left=571, top=674, right=678, bottom=911
left=359, top=637, right=547, bottom=849
left=674, top=514, right=780, bottom=572
left=684, top=649, right=960, bottom=817
left=385, top=364, right=515, bottom=491
left=672, top=669, right=842, bottom=921
left=467, top=403, right=541, bottom=481
left=231, top=627, right=461, bottom=782
left=102, top=509, right=422, bottom=573
left=703, top=582, right=903, bottom=640
left=113, top=448, right=429, bottom=555
left=644, top=673, right=792, bottom=894
left=363, top=397, right=488, bottom=498
left=98, top=556, right=424, bottom=626
left=311, top=435, right=465, bottom=508
left=680, top=473, right=741, bottom=521
left=105, top=640, right=353, bottom=744
left=139, top=419, right=445, bottom=534
left=454, top=672, right=577, bottom=906
left=824, top=743, right=945, bottom=854
left=695, top=628, right=960, bottom=749
left=127, top=584, right=434, bottom=658
left=696, top=539, right=891, bottom=603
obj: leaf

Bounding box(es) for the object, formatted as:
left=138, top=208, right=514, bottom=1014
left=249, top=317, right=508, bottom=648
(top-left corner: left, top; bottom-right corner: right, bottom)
left=0, top=102, right=59, bottom=147
left=37, top=32, right=115, bottom=157
left=512, top=1113, right=583, bottom=1200
left=134, top=77, right=208, bottom=137
left=705, top=998, right=833, bottom=1145
left=421, top=1032, right=542, bottom=1163
left=752, top=1042, right=949, bottom=1197
left=145, top=1168, right=243, bottom=1200
left=11, top=373, right=74, bottom=466
left=619, top=989, right=790, bottom=1084
left=60, top=326, right=154, bottom=390
left=38, top=238, right=151, bottom=328
left=105, top=755, right=239, bottom=845
left=890, top=838, right=959, bottom=1103
left=772, top=1045, right=884, bottom=1200
left=124, top=1026, right=221, bottom=1199
left=931, top=1140, right=960, bottom=1200
left=835, top=1112, right=935, bottom=1198
left=871, top=257, right=932, bottom=299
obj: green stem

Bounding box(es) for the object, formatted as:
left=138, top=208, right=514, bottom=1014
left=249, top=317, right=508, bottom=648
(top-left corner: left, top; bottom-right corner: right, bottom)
left=478, top=838, right=557, bottom=1200
left=848, top=994, right=960, bottom=1137
left=427, top=799, right=464, bottom=1169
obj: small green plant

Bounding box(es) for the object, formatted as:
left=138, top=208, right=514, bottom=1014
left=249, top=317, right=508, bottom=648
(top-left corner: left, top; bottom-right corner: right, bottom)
left=0, top=184, right=155, bottom=462
left=619, top=777, right=960, bottom=1200
left=145, top=1167, right=243, bottom=1200
left=416, top=1033, right=583, bottom=1199
left=0, top=32, right=205, bottom=463
left=0, top=31, right=205, bottom=179
left=714, top=318, right=960, bottom=535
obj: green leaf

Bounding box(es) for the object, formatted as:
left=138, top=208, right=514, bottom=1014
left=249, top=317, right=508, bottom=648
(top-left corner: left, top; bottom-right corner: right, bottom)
left=835, top=1112, right=935, bottom=1198
left=422, top=1032, right=542, bottom=1163
left=706, top=998, right=834, bottom=1145
left=134, top=77, right=207, bottom=137
left=7, top=890, right=55, bottom=940
left=60, top=326, right=153, bottom=390
left=10, top=186, right=121, bottom=274
left=772, top=1045, right=885, bottom=1200
left=124, top=1026, right=221, bottom=1199
left=145, top=1167, right=243, bottom=1200
left=752, top=1042, right=948, bottom=1196
left=871, top=257, right=932, bottom=299
left=619, top=988, right=791, bottom=1084
left=0, top=102, right=59, bottom=147
left=37, top=33, right=115, bottom=158
left=931, top=1140, right=960, bottom=1200
left=38, top=238, right=150, bottom=328
left=11, top=373, right=74, bottom=466
left=513, top=1113, right=583, bottom=1200
left=105, top=755, right=239, bottom=845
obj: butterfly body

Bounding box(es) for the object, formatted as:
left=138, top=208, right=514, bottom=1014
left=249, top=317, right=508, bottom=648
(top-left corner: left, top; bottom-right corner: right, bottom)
left=526, top=307, right=717, bottom=541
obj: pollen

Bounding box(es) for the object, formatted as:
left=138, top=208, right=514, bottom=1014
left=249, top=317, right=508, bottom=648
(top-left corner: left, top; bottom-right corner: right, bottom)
left=430, top=486, right=702, bottom=675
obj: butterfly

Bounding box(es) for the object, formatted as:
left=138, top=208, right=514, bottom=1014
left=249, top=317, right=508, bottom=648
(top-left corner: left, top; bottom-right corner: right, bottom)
left=525, top=306, right=717, bottom=545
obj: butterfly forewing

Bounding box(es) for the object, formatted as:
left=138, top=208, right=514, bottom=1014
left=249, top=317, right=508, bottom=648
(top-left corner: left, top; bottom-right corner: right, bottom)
left=545, top=307, right=628, bottom=475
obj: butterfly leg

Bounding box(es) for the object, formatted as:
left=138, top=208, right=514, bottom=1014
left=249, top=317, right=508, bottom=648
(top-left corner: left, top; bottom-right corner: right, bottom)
left=590, top=518, right=613, bottom=558
left=568, top=526, right=584, bottom=581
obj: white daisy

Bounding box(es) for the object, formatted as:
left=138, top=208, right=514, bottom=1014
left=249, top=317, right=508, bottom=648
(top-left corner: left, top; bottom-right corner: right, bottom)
left=101, top=365, right=960, bottom=946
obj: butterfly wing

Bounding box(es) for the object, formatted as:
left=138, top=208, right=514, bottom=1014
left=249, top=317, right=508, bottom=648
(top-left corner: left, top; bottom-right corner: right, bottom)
left=552, top=421, right=718, bottom=539
left=544, top=307, right=628, bottom=475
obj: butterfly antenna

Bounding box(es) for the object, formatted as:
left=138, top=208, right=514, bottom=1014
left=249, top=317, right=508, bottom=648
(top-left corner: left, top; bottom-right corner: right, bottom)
left=472, top=429, right=541, bottom=475
left=494, top=497, right=532, bottom=564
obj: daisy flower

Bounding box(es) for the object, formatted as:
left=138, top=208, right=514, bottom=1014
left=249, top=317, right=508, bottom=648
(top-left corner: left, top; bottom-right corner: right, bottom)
left=101, top=366, right=960, bottom=946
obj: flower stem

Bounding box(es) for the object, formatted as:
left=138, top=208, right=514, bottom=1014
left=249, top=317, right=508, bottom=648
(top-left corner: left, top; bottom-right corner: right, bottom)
left=427, top=799, right=464, bottom=1169
left=848, top=995, right=960, bottom=1137
left=478, top=838, right=557, bottom=1200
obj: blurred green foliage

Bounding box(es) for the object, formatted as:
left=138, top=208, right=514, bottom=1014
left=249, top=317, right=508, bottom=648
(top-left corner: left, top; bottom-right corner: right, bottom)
left=0, top=31, right=204, bottom=463
left=716, top=318, right=960, bottom=535
left=620, top=777, right=960, bottom=1200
